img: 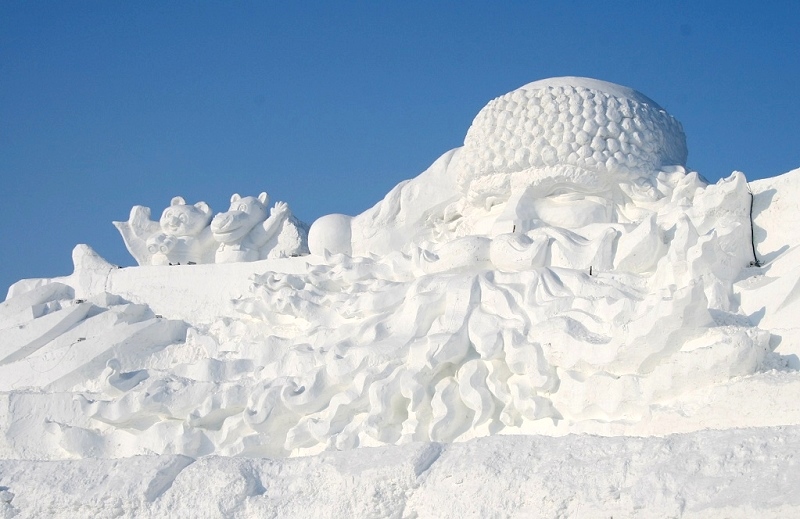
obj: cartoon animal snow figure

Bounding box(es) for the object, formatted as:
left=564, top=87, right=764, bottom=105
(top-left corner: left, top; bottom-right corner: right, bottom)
left=113, top=196, right=216, bottom=266
left=211, top=192, right=309, bottom=263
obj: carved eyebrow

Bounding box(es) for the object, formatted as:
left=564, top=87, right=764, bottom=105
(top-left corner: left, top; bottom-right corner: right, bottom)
left=544, top=183, right=610, bottom=197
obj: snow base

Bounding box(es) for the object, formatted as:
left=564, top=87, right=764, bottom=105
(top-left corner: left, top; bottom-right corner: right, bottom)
left=2, top=425, right=799, bottom=518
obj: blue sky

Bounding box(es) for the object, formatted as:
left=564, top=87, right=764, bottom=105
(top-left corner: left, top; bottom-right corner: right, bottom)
left=2, top=2, right=799, bottom=294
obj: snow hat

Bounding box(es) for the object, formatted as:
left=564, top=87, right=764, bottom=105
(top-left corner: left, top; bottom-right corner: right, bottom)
left=457, top=77, right=687, bottom=205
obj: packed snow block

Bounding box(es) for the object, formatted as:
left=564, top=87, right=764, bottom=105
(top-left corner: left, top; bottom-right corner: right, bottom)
left=0, top=393, right=9, bottom=456
left=0, top=455, right=194, bottom=518
left=750, top=166, right=800, bottom=264
left=0, top=282, right=73, bottom=326
left=102, top=257, right=312, bottom=324
left=9, top=245, right=121, bottom=303
left=4, top=278, right=74, bottom=303
left=0, top=301, right=93, bottom=364
left=0, top=303, right=52, bottom=332
left=0, top=306, right=187, bottom=392
left=2, top=392, right=99, bottom=459
left=2, top=428, right=800, bottom=518
left=736, top=243, right=800, bottom=362
left=736, top=168, right=800, bottom=361
left=151, top=442, right=443, bottom=518
left=0, top=283, right=67, bottom=318
left=620, top=369, right=800, bottom=435
left=403, top=427, right=800, bottom=518
left=69, top=244, right=120, bottom=300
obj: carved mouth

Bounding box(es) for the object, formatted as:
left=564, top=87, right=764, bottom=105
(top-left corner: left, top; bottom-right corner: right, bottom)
left=211, top=212, right=246, bottom=232
left=212, top=226, right=250, bottom=244
left=212, top=229, right=241, bottom=240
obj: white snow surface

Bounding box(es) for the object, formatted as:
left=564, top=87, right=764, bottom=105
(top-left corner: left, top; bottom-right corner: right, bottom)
left=2, top=78, right=800, bottom=517
left=3, top=426, right=800, bottom=518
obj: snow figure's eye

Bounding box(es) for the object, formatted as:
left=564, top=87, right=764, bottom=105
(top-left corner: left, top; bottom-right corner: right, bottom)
left=549, top=189, right=585, bottom=202
left=179, top=213, right=187, bottom=223
left=238, top=204, right=247, bottom=212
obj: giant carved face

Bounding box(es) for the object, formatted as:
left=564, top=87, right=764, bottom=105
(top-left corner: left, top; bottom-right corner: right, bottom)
left=416, top=78, right=701, bottom=276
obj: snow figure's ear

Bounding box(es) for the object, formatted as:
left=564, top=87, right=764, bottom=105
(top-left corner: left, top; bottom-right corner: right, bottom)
left=194, top=201, right=211, bottom=216
left=171, top=196, right=186, bottom=206
left=230, top=193, right=242, bottom=203
left=258, top=192, right=269, bottom=204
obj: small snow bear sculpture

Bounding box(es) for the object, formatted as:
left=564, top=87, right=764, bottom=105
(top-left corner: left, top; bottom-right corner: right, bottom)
left=211, top=192, right=309, bottom=263
left=113, top=196, right=216, bottom=266
left=148, top=197, right=215, bottom=265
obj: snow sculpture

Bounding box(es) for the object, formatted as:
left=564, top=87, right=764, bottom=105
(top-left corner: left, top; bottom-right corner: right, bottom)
left=307, top=213, right=353, bottom=256
left=115, top=192, right=310, bottom=265
left=2, top=77, right=790, bottom=461
left=211, top=192, right=309, bottom=263
left=113, top=196, right=216, bottom=266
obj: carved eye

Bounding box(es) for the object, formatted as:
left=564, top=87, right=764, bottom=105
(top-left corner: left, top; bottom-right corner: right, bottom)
left=178, top=213, right=187, bottom=223
left=547, top=188, right=585, bottom=201
left=238, top=204, right=247, bottom=211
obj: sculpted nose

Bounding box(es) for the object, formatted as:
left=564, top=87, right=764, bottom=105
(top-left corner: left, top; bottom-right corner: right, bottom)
left=212, top=213, right=232, bottom=230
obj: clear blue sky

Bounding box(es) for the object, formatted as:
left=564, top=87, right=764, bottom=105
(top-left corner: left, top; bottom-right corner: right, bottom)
left=2, top=2, right=799, bottom=294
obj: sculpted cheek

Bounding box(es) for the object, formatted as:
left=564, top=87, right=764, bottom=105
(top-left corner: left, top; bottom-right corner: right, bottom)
left=531, top=197, right=611, bottom=229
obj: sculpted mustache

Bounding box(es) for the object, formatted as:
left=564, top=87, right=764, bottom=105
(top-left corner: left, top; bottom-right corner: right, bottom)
left=415, top=218, right=662, bottom=275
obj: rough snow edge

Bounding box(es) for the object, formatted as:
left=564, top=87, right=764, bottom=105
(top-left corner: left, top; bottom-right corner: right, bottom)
left=1, top=426, right=799, bottom=518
